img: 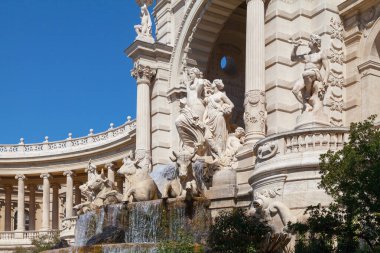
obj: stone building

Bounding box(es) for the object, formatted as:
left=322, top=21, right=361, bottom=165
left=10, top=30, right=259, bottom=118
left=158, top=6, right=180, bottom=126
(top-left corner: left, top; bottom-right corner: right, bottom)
left=0, top=0, right=379, bottom=251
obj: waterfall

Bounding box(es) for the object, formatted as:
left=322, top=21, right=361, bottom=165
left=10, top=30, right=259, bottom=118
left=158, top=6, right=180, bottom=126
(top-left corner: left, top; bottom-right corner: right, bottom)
left=74, top=199, right=211, bottom=248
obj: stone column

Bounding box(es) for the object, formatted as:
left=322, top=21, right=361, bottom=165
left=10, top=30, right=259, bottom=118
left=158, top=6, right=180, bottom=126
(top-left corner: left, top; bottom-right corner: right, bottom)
left=244, top=0, right=267, bottom=145
left=105, top=162, right=116, bottom=183
left=51, top=183, right=60, bottom=229
left=40, top=173, right=50, bottom=230
left=28, top=184, right=37, bottom=231
left=4, top=185, right=12, bottom=231
left=15, top=174, right=26, bottom=231
left=74, top=182, right=82, bottom=206
left=131, top=63, right=156, bottom=169
left=63, top=171, right=74, bottom=218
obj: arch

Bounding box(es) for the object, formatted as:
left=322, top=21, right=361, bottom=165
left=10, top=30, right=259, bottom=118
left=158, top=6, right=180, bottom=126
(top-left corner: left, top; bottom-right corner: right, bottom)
left=358, top=17, right=380, bottom=63
left=169, top=0, right=244, bottom=88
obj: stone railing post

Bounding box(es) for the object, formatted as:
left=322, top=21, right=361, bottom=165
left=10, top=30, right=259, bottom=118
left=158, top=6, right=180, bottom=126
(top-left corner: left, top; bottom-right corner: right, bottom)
left=63, top=171, right=74, bottom=218
left=244, top=0, right=267, bottom=145
left=15, top=174, right=26, bottom=232
left=131, top=63, right=156, bottom=170
left=40, top=173, right=51, bottom=230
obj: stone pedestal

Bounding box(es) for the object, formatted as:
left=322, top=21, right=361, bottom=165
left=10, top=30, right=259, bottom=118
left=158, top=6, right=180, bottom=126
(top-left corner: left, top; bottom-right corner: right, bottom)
left=295, top=110, right=330, bottom=129
left=205, top=169, right=237, bottom=218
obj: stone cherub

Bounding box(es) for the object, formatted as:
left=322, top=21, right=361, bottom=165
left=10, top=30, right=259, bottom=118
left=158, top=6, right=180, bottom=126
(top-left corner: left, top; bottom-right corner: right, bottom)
left=134, top=4, right=154, bottom=42
left=290, top=34, right=330, bottom=113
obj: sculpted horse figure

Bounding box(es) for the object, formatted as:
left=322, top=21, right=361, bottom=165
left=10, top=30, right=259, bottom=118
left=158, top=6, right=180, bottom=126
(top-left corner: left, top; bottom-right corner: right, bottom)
left=151, top=149, right=208, bottom=199
left=74, top=169, right=123, bottom=215
left=117, top=154, right=158, bottom=203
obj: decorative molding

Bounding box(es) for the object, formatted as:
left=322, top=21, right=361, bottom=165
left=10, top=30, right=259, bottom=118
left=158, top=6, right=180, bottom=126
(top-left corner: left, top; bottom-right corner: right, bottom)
left=0, top=120, right=136, bottom=158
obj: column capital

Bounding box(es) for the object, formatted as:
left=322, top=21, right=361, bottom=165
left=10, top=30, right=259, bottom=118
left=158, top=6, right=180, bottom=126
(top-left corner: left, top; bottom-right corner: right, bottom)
left=131, top=62, right=156, bottom=84
left=40, top=173, right=51, bottom=179
left=63, top=170, right=74, bottom=177
left=15, top=174, right=26, bottom=181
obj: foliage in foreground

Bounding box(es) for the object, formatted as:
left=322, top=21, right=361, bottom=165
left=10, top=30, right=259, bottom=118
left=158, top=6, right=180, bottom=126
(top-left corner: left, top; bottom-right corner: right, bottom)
left=208, top=208, right=271, bottom=253
left=157, top=230, right=203, bottom=253
left=290, top=116, right=380, bottom=253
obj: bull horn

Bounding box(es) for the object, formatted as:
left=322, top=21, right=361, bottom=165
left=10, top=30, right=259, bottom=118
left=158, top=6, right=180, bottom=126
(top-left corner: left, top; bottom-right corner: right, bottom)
left=172, top=150, right=179, bottom=158
left=191, top=154, right=198, bottom=162
left=170, top=156, right=177, bottom=162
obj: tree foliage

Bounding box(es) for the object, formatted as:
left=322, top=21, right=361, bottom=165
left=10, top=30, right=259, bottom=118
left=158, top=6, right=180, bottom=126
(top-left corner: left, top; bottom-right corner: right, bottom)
left=208, top=208, right=271, bottom=253
left=291, top=116, right=380, bottom=252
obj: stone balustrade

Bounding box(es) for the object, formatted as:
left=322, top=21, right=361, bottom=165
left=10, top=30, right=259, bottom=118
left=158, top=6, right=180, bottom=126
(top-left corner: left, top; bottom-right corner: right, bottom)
left=0, top=120, right=136, bottom=158
left=0, top=230, right=58, bottom=241
left=254, top=127, right=349, bottom=162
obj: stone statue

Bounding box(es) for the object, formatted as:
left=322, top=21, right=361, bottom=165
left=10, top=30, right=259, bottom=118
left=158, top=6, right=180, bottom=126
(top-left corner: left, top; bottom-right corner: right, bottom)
left=117, top=151, right=158, bottom=203
left=291, top=34, right=330, bottom=113
left=150, top=150, right=207, bottom=199
left=74, top=169, right=123, bottom=215
left=219, top=127, right=245, bottom=169
left=176, top=67, right=207, bottom=155
left=134, top=4, right=154, bottom=43
left=204, top=79, right=234, bottom=158
left=175, top=98, right=206, bottom=155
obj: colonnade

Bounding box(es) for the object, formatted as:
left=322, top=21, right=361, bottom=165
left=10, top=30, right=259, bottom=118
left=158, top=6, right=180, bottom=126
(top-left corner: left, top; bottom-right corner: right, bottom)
left=1, top=165, right=124, bottom=233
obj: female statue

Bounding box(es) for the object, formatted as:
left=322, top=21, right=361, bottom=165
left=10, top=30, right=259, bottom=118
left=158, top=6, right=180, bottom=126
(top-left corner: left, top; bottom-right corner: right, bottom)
left=175, top=67, right=206, bottom=154
left=134, top=4, right=152, bottom=38
left=185, top=67, right=206, bottom=120
left=204, top=79, right=234, bottom=158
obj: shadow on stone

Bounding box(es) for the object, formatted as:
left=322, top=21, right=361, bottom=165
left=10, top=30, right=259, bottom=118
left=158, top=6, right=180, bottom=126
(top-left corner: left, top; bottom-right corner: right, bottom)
left=86, top=226, right=125, bottom=246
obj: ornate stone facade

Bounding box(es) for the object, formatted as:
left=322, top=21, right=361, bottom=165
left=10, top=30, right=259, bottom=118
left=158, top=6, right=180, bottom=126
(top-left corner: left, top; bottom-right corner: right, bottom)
left=0, top=0, right=380, bottom=250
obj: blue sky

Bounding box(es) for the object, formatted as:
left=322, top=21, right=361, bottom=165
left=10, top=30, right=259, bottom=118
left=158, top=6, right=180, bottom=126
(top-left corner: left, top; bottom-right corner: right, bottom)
left=0, top=0, right=146, bottom=144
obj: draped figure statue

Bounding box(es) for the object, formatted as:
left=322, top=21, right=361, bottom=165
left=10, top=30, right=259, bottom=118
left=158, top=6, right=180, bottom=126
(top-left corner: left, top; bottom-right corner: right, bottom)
left=175, top=68, right=207, bottom=154
left=203, top=79, right=234, bottom=158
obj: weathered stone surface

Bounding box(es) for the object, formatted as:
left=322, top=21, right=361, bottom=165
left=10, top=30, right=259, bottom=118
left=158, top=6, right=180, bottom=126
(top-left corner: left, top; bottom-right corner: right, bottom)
left=86, top=226, right=125, bottom=246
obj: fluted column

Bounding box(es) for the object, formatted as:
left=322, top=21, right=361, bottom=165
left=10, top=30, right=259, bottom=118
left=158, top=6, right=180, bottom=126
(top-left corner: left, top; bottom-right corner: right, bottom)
left=63, top=171, right=74, bottom=218
left=40, top=173, right=50, bottom=230
left=105, top=162, right=116, bottom=183
left=15, top=174, right=26, bottom=231
left=51, top=183, right=60, bottom=229
left=74, top=182, right=82, bottom=206
left=28, top=184, right=36, bottom=230
left=4, top=185, right=12, bottom=231
left=244, top=0, right=267, bottom=145
left=131, top=63, right=156, bottom=170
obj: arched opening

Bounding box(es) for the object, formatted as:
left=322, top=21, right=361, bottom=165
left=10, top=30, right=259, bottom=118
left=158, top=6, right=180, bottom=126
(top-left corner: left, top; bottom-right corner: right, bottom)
left=206, top=3, right=246, bottom=128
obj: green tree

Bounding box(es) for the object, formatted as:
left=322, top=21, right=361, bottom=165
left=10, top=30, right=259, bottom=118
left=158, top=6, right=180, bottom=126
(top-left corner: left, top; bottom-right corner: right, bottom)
left=291, top=116, right=380, bottom=252
left=208, top=208, right=271, bottom=253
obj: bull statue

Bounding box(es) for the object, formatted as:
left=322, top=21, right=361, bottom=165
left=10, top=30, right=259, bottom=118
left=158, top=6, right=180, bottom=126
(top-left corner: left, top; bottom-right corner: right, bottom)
left=150, top=149, right=209, bottom=199
left=117, top=152, right=158, bottom=203
left=74, top=169, right=123, bottom=215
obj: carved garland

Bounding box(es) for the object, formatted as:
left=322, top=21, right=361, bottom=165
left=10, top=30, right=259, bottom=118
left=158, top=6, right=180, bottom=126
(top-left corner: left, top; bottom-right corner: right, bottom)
left=327, top=18, right=345, bottom=127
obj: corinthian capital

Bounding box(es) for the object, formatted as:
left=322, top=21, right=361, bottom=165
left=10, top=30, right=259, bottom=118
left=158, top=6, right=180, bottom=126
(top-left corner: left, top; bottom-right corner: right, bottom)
left=131, top=63, right=156, bottom=84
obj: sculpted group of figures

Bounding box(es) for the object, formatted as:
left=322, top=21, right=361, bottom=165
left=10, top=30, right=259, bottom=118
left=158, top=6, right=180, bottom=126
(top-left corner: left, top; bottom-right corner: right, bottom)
left=74, top=68, right=244, bottom=214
